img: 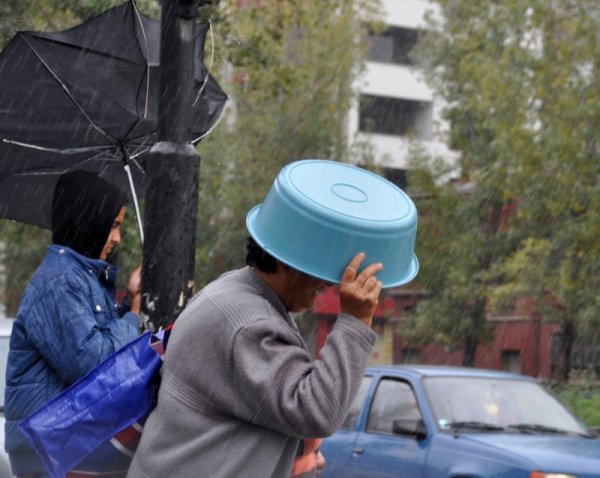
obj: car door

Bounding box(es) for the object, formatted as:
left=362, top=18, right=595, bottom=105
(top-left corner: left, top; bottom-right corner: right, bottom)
left=320, top=376, right=373, bottom=478
left=348, top=376, right=428, bottom=478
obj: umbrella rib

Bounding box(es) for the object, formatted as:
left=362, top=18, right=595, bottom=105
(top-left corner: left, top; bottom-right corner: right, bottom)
left=11, top=151, right=121, bottom=178
left=75, top=149, right=122, bottom=165
left=129, top=146, right=150, bottom=161
left=129, top=154, right=146, bottom=173
left=126, top=134, right=154, bottom=146
left=115, top=1, right=149, bottom=144
left=131, top=0, right=151, bottom=119
left=118, top=143, right=145, bottom=243
left=118, top=143, right=148, bottom=174
left=20, top=33, right=118, bottom=145
left=192, top=21, right=215, bottom=107
left=123, top=162, right=144, bottom=244
left=29, top=33, right=143, bottom=66
left=191, top=99, right=227, bottom=144
left=2, top=139, right=111, bottom=155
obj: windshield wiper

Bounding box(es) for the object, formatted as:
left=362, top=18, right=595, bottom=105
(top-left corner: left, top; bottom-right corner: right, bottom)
left=446, top=421, right=505, bottom=432
left=507, top=423, right=568, bottom=435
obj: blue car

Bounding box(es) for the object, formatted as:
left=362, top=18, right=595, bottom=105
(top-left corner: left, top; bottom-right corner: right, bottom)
left=320, top=365, right=600, bottom=478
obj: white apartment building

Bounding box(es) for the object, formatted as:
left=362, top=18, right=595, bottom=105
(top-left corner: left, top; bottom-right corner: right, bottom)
left=350, top=0, right=457, bottom=185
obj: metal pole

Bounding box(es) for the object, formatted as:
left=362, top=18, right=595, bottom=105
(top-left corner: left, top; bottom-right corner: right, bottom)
left=141, top=0, right=201, bottom=331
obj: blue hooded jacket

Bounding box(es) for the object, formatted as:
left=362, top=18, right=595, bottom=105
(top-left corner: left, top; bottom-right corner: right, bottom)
left=4, top=245, right=138, bottom=476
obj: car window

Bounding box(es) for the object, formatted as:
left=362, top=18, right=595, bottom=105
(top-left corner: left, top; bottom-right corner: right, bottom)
left=366, top=378, right=421, bottom=434
left=0, top=336, right=9, bottom=409
left=339, top=376, right=372, bottom=430
left=423, top=376, right=587, bottom=435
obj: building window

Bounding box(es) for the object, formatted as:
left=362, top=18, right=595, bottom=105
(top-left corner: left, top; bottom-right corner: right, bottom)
left=358, top=167, right=407, bottom=190
left=368, top=26, right=418, bottom=65
left=384, top=167, right=408, bottom=190
left=359, top=94, right=432, bottom=139
left=502, top=350, right=521, bottom=373
left=401, top=348, right=421, bottom=364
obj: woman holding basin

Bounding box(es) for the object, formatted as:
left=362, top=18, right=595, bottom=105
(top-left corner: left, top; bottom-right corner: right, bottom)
left=127, top=160, right=419, bottom=478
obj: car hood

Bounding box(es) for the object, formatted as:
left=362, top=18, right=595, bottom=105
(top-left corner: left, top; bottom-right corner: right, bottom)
left=463, top=433, right=600, bottom=473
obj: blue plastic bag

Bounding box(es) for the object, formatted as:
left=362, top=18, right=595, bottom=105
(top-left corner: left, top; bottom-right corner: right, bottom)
left=20, top=329, right=170, bottom=478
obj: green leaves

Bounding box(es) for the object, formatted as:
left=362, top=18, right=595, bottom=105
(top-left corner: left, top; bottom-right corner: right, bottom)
left=195, top=0, right=380, bottom=286
left=405, top=0, right=600, bottom=370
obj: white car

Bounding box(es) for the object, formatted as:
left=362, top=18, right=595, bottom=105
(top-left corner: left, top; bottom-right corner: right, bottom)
left=0, top=318, right=14, bottom=478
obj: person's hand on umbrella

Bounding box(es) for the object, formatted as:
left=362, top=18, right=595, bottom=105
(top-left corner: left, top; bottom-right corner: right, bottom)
left=339, top=252, right=383, bottom=328
left=127, top=264, right=142, bottom=315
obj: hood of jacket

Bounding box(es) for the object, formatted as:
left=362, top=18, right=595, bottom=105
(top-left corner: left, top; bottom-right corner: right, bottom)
left=51, top=170, right=127, bottom=259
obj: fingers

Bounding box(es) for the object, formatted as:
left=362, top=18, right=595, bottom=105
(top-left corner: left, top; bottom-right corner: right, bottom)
left=363, top=275, right=380, bottom=293
left=341, top=253, right=383, bottom=284
left=342, top=255, right=382, bottom=288
left=356, top=262, right=384, bottom=286
left=339, top=253, right=383, bottom=326
left=128, top=264, right=143, bottom=295
left=340, top=252, right=366, bottom=283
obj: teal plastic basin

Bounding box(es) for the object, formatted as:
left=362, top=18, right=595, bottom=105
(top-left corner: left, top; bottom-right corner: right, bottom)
left=246, top=159, right=419, bottom=288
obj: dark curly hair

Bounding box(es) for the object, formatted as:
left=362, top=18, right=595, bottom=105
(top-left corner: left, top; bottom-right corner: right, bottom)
left=245, top=236, right=278, bottom=273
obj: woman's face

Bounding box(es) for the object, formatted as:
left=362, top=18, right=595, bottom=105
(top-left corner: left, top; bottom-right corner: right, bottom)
left=99, top=207, right=126, bottom=260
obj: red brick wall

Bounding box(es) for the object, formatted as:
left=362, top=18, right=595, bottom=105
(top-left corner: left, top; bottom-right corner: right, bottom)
left=317, top=314, right=562, bottom=378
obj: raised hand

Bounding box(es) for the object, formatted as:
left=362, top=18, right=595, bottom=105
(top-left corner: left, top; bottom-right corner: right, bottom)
left=127, top=263, right=142, bottom=314
left=339, top=253, right=383, bottom=327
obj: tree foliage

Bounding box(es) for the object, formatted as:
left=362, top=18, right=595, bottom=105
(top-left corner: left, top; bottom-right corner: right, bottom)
left=194, top=0, right=381, bottom=286
left=405, top=0, right=600, bottom=376
left=0, top=0, right=160, bottom=48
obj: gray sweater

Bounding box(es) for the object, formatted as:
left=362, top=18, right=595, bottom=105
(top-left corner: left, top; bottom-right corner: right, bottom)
left=128, top=267, right=377, bottom=478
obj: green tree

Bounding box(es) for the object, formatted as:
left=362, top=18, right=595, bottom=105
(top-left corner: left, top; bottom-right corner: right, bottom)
left=402, top=148, right=511, bottom=366
left=404, top=0, right=600, bottom=378
left=0, top=0, right=160, bottom=48
left=194, top=0, right=381, bottom=286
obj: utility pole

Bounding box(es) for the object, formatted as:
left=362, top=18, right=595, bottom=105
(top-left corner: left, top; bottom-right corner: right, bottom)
left=141, top=0, right=206, bottom=331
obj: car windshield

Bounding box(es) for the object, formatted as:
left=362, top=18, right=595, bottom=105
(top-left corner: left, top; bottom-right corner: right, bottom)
left=0, top=336, right=9, bottom=410
left=423, top=376, right=587, bottom=436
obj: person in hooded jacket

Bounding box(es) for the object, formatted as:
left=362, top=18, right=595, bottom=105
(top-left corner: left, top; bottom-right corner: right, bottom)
left=4, top=170, right=141, bottom=478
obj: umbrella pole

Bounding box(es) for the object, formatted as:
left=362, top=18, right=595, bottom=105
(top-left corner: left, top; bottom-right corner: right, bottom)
left=123, top=163, right=145, bottom=244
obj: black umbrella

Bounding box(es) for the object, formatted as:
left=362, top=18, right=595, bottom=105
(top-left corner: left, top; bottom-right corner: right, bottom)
left=0, top=0, right=227, bottom=237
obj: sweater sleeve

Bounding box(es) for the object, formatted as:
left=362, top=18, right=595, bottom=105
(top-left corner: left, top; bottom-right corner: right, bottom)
left=27, top=272, right=139, bottom=384
left=231, top=313, right=377, bottom=438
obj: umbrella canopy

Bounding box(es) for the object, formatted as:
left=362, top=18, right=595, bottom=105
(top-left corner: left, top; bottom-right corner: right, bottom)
left=0, top=0, right=227, bottom=231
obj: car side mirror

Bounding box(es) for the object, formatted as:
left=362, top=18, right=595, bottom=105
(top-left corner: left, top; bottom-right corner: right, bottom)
left=392, top=418, right=427, bottom=440
left=587, top=426, right=600, bottom=438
